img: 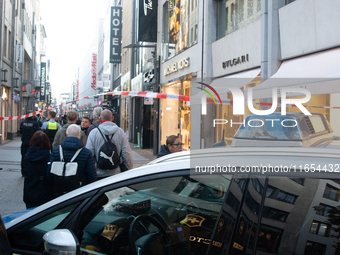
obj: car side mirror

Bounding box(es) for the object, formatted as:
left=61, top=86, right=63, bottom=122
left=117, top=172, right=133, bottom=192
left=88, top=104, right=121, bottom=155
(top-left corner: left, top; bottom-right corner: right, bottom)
left=43, top=229, right=79, bottom=255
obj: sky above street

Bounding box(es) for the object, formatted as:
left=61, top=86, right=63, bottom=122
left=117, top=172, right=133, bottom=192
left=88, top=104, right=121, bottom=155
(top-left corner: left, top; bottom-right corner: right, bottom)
left=40, top=0, right=107, bottom=100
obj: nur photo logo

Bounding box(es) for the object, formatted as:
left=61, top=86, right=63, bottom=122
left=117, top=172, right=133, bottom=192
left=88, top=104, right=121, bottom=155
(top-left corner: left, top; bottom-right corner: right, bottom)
left=197, top=83, right=312, bottom=116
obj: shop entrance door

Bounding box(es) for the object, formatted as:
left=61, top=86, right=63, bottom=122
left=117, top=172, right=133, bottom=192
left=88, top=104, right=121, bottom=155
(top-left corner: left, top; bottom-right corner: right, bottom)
left=142, top=104, right=153, bottom=149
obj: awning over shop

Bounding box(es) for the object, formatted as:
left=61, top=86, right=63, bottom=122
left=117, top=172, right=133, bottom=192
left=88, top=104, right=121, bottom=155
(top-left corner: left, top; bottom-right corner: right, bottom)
left=210, top=67, right=261, bottom=89
left=253, top=48, right=340, bottom=99
left=192, top=68, right=261, bottom=101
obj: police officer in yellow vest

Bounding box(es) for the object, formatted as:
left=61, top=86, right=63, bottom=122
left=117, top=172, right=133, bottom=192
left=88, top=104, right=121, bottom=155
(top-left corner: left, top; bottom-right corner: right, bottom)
left=41, top=111, right=60, bottom=146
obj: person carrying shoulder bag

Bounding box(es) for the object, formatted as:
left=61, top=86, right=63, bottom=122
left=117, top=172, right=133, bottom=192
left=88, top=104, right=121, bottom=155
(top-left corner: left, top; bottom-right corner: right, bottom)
left=48, top=124, right=97, bottom=197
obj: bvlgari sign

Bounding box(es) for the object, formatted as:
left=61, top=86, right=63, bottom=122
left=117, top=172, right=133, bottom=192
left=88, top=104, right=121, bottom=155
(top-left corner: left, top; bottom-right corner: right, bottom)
left=222, top=54, right=249, bottom=68
left=164, top=57, right=190, bottom=76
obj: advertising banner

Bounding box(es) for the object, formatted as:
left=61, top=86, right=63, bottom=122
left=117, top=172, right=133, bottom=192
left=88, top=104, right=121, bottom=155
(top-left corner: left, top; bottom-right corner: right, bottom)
left=110, top=6, right=122, bottom=63
left=138, top=0, right=158, bottom=42
left=40, top=62, right=46, bottom=101
left=91, top=53, right=97, bottom=90
left=76, top=79, right=79, bottom=101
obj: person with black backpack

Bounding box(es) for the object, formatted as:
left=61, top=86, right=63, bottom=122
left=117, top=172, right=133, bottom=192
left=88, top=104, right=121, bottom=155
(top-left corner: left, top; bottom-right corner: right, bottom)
left=48, top=124, right=97, bottom=197
left=86, top=109, right=133, bottom=179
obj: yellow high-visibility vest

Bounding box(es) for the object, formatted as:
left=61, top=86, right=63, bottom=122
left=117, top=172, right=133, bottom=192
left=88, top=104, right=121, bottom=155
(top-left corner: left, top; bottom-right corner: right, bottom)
left=47, top=121, right=57, bottom=130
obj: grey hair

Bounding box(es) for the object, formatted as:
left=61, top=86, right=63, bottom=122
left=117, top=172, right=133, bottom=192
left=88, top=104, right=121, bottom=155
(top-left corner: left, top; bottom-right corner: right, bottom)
left=93, top=107, right=103, bottom=118
left=66, top=124, right=81, bottom=138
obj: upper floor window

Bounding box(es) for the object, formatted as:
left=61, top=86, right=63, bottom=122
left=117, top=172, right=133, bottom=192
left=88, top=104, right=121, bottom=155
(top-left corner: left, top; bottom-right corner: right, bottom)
left=323, top=184, right=340, bottom=202
left=289, top=178, right=305, bottom=185
left=266, top=185, right=298, bottom=204
left=309, top=221, right=331, bottom=237
left=316, top=203, right=334, bottom=217
left=162, top=0, right=198, bottom=61
left=217, top=0, right=261, bottom=39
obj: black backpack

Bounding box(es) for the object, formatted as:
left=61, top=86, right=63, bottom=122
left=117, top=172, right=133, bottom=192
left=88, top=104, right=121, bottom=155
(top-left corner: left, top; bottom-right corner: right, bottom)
left=96, top=127, right=119, bottom=170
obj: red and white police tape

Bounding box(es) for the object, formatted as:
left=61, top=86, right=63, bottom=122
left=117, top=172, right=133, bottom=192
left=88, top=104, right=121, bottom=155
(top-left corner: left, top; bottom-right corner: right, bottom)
left=1, top=90, right=340, bottom=121
left=0, top=109, right=51, bottom=121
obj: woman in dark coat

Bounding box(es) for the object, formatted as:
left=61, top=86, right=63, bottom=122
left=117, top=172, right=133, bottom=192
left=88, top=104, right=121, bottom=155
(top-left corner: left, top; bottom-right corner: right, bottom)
left=157, top=135, right=183, bottom=158
left=23, top=131, right=54, bottom=209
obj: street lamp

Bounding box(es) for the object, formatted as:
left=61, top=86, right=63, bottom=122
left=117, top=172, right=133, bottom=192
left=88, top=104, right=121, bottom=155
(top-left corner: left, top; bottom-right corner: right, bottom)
left=123, top=43, right=159, bottom=155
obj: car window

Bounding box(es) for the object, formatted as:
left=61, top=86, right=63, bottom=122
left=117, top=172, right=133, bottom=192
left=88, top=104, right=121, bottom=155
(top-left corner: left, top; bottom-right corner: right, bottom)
left=8, top=202, right=81, bottom=252
left=75, top=174, right=232, bottom=255
left=208, top=175, right=340, bottom=255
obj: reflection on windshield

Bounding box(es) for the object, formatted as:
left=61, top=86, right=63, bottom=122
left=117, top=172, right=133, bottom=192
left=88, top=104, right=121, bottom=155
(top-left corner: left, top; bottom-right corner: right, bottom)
left=234, top=115, right=301, bottom=140
left=79, top=175, right=232, bottom=255
left=210, top=176, right=340, bottom=255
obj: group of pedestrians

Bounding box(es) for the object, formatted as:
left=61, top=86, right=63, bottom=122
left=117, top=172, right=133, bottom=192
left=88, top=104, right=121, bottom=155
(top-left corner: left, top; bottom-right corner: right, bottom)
left=20, top=107, right=133, bottom=209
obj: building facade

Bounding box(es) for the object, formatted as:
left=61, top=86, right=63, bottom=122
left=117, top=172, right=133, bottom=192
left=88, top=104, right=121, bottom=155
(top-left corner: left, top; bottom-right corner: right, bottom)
left=0, top=0, right=48, bottom=142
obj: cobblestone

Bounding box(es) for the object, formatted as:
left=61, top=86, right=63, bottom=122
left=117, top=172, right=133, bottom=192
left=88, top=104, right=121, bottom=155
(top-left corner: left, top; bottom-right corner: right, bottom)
left=0, top=138, right=157, bottom=216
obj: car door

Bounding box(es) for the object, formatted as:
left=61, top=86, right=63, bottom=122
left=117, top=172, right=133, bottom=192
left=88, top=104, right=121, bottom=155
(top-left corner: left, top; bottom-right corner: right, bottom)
left=70, top=170, right=233, bottom=255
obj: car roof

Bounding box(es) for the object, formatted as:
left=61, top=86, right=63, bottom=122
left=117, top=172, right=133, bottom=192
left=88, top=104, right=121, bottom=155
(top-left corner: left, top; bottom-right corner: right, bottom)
left=6, top=146, right=340, bottom=228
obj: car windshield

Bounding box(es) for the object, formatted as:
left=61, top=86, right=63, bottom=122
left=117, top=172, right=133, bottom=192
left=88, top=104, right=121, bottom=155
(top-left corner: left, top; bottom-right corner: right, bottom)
left=234, top=115, right=301, bottom=140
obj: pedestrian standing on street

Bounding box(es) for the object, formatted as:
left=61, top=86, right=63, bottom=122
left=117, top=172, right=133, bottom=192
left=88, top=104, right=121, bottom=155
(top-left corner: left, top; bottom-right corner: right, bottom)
left=113, top=112, right=119, bottom=126
left=81, top=116, right=91, bottom=136
left=86, top=109, right=133, bottom=179
left=20, top=111, right=40, bottom=177
left=52, top=111, right=87, bottom=149
left=87, top=107, right=102, bottom=136
left=49, top=124, right=97, bottom=197
left=157, top=135, right=183, bottom=158
left=41, top=110, right=60, bottom=147
left=23, top=131, right=53, bottom=209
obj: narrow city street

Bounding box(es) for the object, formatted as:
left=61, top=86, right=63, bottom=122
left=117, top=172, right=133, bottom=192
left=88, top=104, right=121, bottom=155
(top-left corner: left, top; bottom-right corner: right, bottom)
left=0, top=138, right=156, bottom=216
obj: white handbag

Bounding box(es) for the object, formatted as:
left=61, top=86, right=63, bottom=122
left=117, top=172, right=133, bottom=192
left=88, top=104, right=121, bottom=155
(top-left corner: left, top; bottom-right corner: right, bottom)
left=51, top=146, right=83, bottom=177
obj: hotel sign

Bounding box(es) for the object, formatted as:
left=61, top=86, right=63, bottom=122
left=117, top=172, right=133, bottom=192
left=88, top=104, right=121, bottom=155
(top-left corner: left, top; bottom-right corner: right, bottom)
left=110, top=6, right=122, bottom=63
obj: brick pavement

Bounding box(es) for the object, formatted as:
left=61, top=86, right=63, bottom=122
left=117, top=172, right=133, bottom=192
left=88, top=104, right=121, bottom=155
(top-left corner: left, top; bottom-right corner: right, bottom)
left=0, top=138, right=157, bottom=216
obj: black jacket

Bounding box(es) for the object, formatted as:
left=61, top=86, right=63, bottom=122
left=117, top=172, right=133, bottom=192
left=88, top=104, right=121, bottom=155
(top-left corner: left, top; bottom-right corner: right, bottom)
left=49, top=137, right=97, bottom=187
left=157, top=145, right=171, bottom=158
left=87, top=121, right=100, bottom=136
left=23, top=147, right=53, bottom=207
left=20, top=117, right=40, bottom=148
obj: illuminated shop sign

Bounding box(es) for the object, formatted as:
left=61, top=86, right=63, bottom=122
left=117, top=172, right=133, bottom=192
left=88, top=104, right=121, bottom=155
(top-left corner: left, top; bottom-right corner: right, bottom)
left=164, top=57, right=190, bottom=76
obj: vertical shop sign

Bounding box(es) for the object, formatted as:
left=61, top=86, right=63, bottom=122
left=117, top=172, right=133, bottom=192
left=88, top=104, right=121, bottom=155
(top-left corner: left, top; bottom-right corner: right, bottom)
left=15, top=45, right=23, bottom=63
left=91, top=53, right=97, bottom=90
left=138, top=0, right=158, bottom=42
left=76, top=79, right=79, bottom=101
left=110, top=6, right=122, bottom=63
left=40, top=62, right=46, bottom=101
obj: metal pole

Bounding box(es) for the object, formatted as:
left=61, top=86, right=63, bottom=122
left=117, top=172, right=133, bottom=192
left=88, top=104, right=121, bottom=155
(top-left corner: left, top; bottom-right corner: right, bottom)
left=0, top=0, right=4, bottom=141
left=10, top=0, right=17, bottom=137
left=153, top=44, right=158, bottom=155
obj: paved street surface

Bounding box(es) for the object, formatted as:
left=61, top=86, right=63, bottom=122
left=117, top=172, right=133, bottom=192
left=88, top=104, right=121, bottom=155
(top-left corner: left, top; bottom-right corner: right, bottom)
left=0, top=137, right=156, bottom=216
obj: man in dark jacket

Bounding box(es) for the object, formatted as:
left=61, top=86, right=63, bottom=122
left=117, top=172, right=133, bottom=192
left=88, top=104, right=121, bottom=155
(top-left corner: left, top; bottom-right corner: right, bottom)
left=52, top=111, right=87, bottom=149
left=49, top=124, right=97, bottom=197
left=87, top=107, right=102, bottom=136
left=20, top=112, right=40, bottom=177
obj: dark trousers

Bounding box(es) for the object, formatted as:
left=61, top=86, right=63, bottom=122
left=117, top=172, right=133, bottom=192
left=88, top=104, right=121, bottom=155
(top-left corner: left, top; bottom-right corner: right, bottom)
left=21, top=147, right=28, bottom=176
left=21, top=140, right=30, bottom=176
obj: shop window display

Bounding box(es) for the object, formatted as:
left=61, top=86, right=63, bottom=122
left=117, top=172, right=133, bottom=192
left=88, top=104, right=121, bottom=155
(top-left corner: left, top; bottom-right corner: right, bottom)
left=160, top=79, right=191, bottom=150
left=162, top=0, right=198, bottom=61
